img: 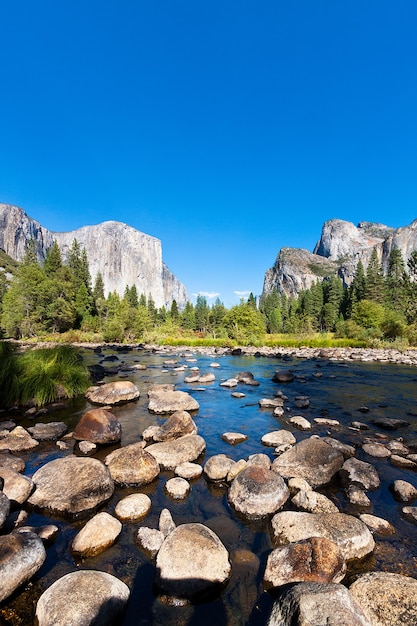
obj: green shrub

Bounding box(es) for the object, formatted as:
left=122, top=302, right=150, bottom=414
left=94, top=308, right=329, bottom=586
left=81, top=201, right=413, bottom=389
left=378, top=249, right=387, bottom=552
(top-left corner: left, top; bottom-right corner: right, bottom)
left=102, top=320, right=125, bottom=343
left=18, top=344, right=91, bottom=407
left=0, top=341, right=22, bottom=408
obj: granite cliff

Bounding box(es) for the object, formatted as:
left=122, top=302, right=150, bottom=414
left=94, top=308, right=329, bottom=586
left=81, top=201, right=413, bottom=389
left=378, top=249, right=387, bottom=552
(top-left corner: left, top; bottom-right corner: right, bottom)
left=263, top=218, right=417, bottom=299
left=0, top=204, right=188, bottom=309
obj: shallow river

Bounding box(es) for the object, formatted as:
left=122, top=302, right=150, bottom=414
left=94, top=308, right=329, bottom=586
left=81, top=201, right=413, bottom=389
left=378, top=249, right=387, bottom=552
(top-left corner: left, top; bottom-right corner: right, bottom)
left=2, top=346, right=417, bottom=625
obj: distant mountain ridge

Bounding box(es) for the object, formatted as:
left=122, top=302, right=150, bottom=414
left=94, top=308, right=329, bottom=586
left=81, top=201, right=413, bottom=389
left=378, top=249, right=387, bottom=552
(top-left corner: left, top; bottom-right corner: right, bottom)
left=0, top=204, right=188, bottom=309
left=262, top=218, right=417, bottom=299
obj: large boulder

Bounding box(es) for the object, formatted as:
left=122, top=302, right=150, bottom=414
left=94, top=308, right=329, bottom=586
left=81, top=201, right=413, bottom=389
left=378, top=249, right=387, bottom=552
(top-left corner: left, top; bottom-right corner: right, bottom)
left=35, top=570, right=130, bottom=626
left=0, top=530, right=46, bottom=602
left=272, top=437, right=344, bottom=488
left=27, top=422, right=68, bottom=441
left=267, top=582, right=372, bottom=626
left=270, top=512, right=375, bottom=561
left=349, top=571, right=417, bottom=626
left=142, top=410, right=197, bottom=442
left=73, top=408, right=122, bottom=445
left=155, top=523, right=231, bottom=602
left=148, top=389, right=199, bottom=414
left=28, top=456, right=114, bottom=517
left=228, top=465, right=289, bottom=519
left=263, top=537, right=346, bottom=588
left=145, top=435, right=206, bottom=471
left=85, top=381, right=140, bottom=405
left=105, top=443, right=159, bottom=486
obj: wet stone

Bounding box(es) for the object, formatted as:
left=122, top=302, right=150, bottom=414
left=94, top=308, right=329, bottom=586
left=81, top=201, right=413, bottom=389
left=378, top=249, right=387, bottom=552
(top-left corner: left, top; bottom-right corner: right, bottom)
left=0, top=530, right=46, bottom=602
left=228, top=464, right=289, bottom=519
left=359, top=513, right=395, bottom=535
left=71, top=512, right=122, bottom=558
left=204, top=454, right=236, bottom=481
left=137, top=527, right=164, bottom=557
left=73, top=408, right=121, bottom=445
left=391, top=479, right=417, bottom=502
left=27, top=421, right=68, bottom=441
left=175, top=461, right=203, bottom=480
left=390, top=454, right=417, bottom=470
left=261, top=430, right=296, bottom=448
left=362, top=442, right=391, bottom=458
left=0, top=451, right=25, bottom=473
left=221, top=432, right=248, bottom=445
left=340, top=457, right=380, bottom=491
left=289, top=415, right=312, bottom=430
left=165, top=477, right=190, bottom=499
left=114, top=493, right=152, bottom=521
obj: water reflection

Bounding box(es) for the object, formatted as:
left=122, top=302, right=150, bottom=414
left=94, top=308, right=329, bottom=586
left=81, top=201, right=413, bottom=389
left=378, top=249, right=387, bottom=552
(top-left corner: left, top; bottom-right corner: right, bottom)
left=2, top=347, right=417, bottom=625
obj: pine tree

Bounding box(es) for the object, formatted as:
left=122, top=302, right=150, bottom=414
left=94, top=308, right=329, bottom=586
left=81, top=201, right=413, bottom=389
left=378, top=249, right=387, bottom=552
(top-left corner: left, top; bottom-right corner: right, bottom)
left=365, top=248, right=385, bottom=303
left=170, top=299, right=179, bottom=321
left=386, top=247, right=408, bottom=315
left=93, top=272, right=105, bottom=301
left=44, top=241, right=63, bottom=276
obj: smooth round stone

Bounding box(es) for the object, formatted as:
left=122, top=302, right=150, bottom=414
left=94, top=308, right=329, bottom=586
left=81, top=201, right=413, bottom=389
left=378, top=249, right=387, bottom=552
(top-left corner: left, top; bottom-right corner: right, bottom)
left=159, top=508, right=176, bottom=537
left=73, top=408, right=121, bottom=444
left=105, top=442, right=159, bottom=486
left=71, top=512, right=122, bottom=558
left=228, top=465, right=289, bottom=519
left=261, top=430, right=296, bottom=448
left=272, top=370, right=295, bottom=383
left=85, top=380, right=140, bottom=405
left=220, top=378, right=238, bottom=388
left=392, top=479, right=417, bottom=502
left=0, top=530, right=46, bottom=602
left=78, top=440, right=97, bottom=454
left=362, top=442, right=391, bottom=458
left=175, top=462, right=203, bottom=480
left=145, top=410, right=197, bottom=442
left=204, top=454, right=236, bottom=481
left=210, top=362, right=221, bottom=368
left=221, top=432, right=248, bottom=445
left=346, top=485, right=371, bottom=507
left=247, top=453, right=271, bottom=468
left=259, top=398, right=284, bottom=409
left=227, top=459, right=247, bottom=482
left=114, top=493, right=152, bottom=521
left=28, top=456, right=114, bottom=517
left=350, top=571, right=417, bottom=626
left=314, top=418, right=340, bottom=427
left=273, top=406, right=285, bottom=416
left=359, top=513, right=395, bottom=535
left=232, top=392, right=246, bottom=398
left=165, top=477, right=190, bottom=499
left=148, top=390, right=199, bottom=414
left=146, top=435, right=206, bottom=471
left=155, top=523, right=231, bottom=602
left=17, top=524, right=59, bottom=543
left=199, top=372, right=216, bottom=383
left=391, top=455, right=417, bottom=469
left=35, top=570, right=130, bottom=626
left=289, top=416, right=312, bottom=430
left=402, top=506, right=417, bottom=523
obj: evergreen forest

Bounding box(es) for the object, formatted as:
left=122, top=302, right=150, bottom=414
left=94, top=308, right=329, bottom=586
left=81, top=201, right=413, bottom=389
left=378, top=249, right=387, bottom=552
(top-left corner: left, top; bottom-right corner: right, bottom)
left=2, top=240, right=417, bottom=348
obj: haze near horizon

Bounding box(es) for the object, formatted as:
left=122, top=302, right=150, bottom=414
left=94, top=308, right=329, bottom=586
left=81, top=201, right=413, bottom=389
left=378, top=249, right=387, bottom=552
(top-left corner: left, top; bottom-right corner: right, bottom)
left=1, top=1, right=416, bottom=307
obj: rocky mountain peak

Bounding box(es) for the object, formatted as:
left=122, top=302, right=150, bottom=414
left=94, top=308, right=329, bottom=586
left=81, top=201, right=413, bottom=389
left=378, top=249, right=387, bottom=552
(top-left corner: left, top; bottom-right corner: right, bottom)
left=0, top=203, right=188, bottom=309
left=263, top=217, right=417, bottom=299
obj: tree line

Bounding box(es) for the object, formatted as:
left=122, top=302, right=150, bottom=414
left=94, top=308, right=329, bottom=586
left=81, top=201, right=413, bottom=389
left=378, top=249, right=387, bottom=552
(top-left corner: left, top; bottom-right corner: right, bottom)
left=1, top=240, right=417, bottom=345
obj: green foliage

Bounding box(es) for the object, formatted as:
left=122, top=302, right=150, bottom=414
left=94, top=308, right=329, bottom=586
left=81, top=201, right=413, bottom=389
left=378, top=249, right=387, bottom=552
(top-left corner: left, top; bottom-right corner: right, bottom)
left=1, top=344, right=90, bottom=408
left=352, top=299, right=386, bottom=329
left=223, top=302, right=266, bottom=344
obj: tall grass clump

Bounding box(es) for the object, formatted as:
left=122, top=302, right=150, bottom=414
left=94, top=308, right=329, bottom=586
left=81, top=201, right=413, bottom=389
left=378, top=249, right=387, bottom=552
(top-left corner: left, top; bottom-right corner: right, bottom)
left=18, top=344, right=91, bottom=407
left=0, top=341, right=22, bottom=408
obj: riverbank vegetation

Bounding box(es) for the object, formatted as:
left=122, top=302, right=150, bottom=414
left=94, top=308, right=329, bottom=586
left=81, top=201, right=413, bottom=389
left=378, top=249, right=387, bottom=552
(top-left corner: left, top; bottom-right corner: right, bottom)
left=0, top=342, right=90, bottom=409
left=1, top=239, right=417, bottom=349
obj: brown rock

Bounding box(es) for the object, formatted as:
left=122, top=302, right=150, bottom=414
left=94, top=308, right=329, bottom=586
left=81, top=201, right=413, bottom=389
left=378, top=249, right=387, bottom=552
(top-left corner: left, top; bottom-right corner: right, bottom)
left=73, top=408, right=121, bottom=444
left=85, top=381, right=140, bottom=405
left=105, top=442, right=159, bottom=486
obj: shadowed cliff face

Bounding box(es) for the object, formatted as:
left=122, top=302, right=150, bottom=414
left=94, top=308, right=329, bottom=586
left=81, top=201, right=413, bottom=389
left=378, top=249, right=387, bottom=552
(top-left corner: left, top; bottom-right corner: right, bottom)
left=263, top=218, right=417, bottom=298
left=0, top=204, right=188, bottom=309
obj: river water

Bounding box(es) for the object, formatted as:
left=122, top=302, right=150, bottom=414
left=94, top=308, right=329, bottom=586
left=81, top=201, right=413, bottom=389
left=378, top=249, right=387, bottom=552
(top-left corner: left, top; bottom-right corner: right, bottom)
left=2, top=346, right=417, bottom=625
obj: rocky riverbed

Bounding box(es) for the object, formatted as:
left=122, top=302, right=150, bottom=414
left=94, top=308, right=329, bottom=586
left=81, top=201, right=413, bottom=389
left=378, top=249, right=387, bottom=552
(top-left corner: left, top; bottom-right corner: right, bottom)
left=1, top=345, right=417, bottom=625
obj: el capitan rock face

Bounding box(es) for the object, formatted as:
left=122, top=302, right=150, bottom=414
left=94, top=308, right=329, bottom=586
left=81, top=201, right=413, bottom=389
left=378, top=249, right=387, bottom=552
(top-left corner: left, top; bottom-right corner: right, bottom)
left=0, top=203, right=188, bottom=309
left=263, top=218, right=417, bottom=298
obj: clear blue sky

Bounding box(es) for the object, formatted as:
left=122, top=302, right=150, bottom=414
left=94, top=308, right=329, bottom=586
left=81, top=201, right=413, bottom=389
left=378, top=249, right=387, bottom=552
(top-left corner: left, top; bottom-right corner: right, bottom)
left=1, top=1, right=416, bottom=307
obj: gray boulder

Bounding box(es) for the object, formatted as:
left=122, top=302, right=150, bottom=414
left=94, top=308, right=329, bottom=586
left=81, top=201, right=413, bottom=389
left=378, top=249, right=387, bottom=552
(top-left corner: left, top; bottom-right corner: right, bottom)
left=267, top=582, right=372, bottom=626
left=155, top=523, right=231, bottom=602
left=0, top=530, right=46, bottom=602
left=27, top=421, right=68, bottom=441
left=142, top=410, right=197, bottom=442
left=350, top=571, right=417, bottom=626
left=270, top=512, right=375, bottom=561
left=272, top=437, right=344, bottom=488
left=35, top=570, right=130, bottom=626
left=85, top=381, right=140, bottom=405
left=146, top=434, right=206, bottom=471
left=105, top=442, right=159, bottom=486
left=148, top=389, right=199, bottom=414
left=28, top=456, right=114, bottom=517
left=339, top=457, right=380, bottom=491
left=228, top=465, right=289, bottom=519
